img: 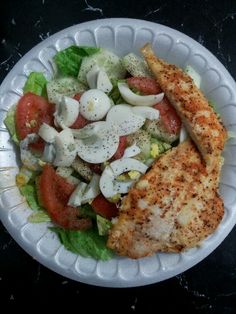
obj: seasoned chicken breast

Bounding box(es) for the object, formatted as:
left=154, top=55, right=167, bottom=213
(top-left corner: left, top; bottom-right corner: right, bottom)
left=107, top=140, right=224, bottom=258
left=107, top=45, right=226, bottom=258
left=141, top=44, right=227, bottom=171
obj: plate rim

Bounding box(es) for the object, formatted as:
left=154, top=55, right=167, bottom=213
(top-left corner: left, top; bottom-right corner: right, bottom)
left=1, top=17, right=236, bottom=288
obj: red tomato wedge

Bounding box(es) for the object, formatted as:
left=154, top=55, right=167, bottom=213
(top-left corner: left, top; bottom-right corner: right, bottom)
left=38, top=164, right=92, bottom=230
left=16, top=92, right=55, bottom=140
left=153, top=97, right=181, bottom=134
left=127, top=77, right=162, bottom=95
left=70, top=114, right=89, bottom=129
left=112, top=135, right=127, bottom=160
left=70, top=93, right=90, bottom=129
left=91, top=194, right=119, bottom=220
left=127, top=77, right=181, bottom=134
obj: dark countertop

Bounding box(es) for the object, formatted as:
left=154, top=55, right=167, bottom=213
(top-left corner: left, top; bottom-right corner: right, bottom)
left=1, top=0, right=236, bottom=312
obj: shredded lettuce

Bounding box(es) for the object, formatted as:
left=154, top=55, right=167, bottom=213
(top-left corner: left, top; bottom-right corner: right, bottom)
left=19, top=183, right=43, bottom=211
left=208, top=100, right=221, bottom=119
left=96, top=215, right=112, bottom=236
left=4, top=105, right=20, bottom=145
left=28, top=211, right=50, bottom=223
left=50, top=227, right=113, bottom=260
left=109, top=79, right=126, bottom=104
left=79, top=203, right=96, bottom=219
left=54, top=45, right=100, bottom=77
left=23, top=72, right=48, bottom=97
left=150, top=137, right=171, bottom=154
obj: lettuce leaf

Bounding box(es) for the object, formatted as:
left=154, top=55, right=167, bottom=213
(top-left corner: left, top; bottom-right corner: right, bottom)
left=19, top=183, right=43, bottom=211
left=109, top=79, right=126, bottom=104
left=4, top=105, right=19, bottom=145
left=96, top=215, right=112, bottom=236
left=54, top=45, right=100, bottom=77
left=50, top=227, right=114, bottom=260
left=28, top=211, right=51, bottom=223
left=23, top=72, right=47, bottom=97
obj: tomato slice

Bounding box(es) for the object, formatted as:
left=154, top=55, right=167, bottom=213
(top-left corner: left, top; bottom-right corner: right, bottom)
left=38, top=164, right=92, bottom=230
left=91, top=194, right=119, bottom=220
left=153, top=97, right=181, bottom=134
left=127, top=77, right=162, bottom=95
left=127, top=77, right=181, bottom=134
left=70, top=113, right=89, bottom=129
left=16, top=92, right=55, bottom=140
left=70, top=93, right=90, bottom=129
left=112, top=136, right=127, bottom=160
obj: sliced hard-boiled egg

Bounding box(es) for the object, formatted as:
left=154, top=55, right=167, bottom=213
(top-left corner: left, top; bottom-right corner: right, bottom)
left=53, top=128, right=77, bottom=167
left=38, top=123, right=59, bottom=143
left=72, top=123, right=102, bottom=139
left=97, top=70, right=113, bottom=93
left=81, top=174, right=101, bottom=204
left=118, top=82, right=164, bottom=106
left=123, top=143, right=141, bottom=158
left=106, top=104, right=145, bottom=136
left=68, top=182, right=87, bottom=207
left=76, top=121, right=119, bottom=164
left=86, top=65, right=113, bottom=93
left=132, top=106, right=159, bottom=120
left=99, top=158, right=148, bottom=198
left=86, top=64, right=100, bottom=89
left=54, top=95, right=79, bottom=128
left=42, top=143, right=56, bottom=163
left=79, top=89, right=112, bottom=121
left=20, top=133, right=41, bottom=171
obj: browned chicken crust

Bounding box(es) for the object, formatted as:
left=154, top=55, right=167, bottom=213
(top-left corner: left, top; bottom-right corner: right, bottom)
left=107, top=44, right=226, bottom=258
left=107, top=140, right=224, bottom=258
left=141, top=43, right=227, bottom=172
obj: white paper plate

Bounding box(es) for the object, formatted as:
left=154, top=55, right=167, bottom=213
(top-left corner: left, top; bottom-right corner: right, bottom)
left=0, top=18, right=236, bottom=288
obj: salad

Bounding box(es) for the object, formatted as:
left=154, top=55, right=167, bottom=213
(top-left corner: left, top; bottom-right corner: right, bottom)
left=4, top=44, right=204, bottom=261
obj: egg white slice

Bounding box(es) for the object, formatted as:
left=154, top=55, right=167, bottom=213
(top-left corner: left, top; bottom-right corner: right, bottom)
left=99, top=158, right=148, bottom=198
left=76, top=121, right=119, bottom=164
left=54, top=96, right=79, bottom=128
left=106, top=104, right=145, bottom=136
left=79, top=89, right=112, bottom=121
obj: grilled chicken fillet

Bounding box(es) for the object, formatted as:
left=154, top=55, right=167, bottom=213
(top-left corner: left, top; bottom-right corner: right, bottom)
left=141, top=43, right=227, bottom=172
left=107, top=140, right=224, bottom=258
left=107, top=44, right=226, bottom=258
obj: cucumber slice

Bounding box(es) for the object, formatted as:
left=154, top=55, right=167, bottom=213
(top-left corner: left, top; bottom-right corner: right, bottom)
left=78, top=49, right=126, bottom=85
left=122, top=53, right=153, bottom=78
left=47, top=77, right=86, bottom=104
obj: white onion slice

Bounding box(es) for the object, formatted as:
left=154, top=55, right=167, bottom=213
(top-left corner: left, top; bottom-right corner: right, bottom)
left=118, top=82, right=164, bottom=106
left=38, top=123, right=59, bottom=143
left=81, top=174, right=101, bottom=204
left=53, top=128, right=77, bottom=167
